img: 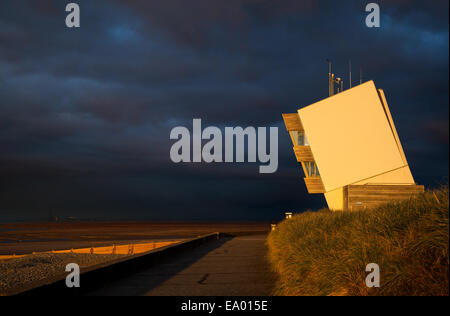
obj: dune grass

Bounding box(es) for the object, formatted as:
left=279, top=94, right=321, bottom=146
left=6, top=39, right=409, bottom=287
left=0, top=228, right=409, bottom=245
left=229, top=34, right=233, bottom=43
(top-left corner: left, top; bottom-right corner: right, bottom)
left=267, top=187, right=449, bottom=296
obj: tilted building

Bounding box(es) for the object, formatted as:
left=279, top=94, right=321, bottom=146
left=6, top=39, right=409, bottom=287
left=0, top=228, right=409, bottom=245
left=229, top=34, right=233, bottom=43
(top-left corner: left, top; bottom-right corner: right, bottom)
left=283, top=80, right=424, bottom=211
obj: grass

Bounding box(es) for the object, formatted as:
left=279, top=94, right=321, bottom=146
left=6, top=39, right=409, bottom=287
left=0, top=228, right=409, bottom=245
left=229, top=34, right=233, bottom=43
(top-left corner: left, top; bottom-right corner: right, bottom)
left=267, top=187, right=449, bottom=296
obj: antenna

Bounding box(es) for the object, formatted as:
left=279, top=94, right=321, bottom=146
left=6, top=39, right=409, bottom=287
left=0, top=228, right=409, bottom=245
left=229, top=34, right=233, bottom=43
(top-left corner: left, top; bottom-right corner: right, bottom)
left=349, top=60, right=352, bottom=89
left=335, top=77, right=342, bottom=93
left=360, top=68, right=362, bottom=85
left=326, top=59, right=333, bottom=96
left=327, top=59, right=347, bottom=95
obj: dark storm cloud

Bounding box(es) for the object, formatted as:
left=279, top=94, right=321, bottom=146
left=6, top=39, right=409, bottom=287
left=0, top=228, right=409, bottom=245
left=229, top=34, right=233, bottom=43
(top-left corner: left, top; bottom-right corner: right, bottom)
left=0, top=0, right=448, bottom=221
left=116, top=0, right=319, bottom=47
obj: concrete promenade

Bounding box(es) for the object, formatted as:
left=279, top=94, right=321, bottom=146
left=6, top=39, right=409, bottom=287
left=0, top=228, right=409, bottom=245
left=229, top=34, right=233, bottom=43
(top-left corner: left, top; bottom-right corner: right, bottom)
left=88, top=235, right=276, bottom=296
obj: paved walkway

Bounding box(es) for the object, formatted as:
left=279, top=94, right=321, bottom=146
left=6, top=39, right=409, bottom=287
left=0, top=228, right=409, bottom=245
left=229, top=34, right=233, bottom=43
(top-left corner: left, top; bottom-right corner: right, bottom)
left=88, top=235, right=276, bottom=296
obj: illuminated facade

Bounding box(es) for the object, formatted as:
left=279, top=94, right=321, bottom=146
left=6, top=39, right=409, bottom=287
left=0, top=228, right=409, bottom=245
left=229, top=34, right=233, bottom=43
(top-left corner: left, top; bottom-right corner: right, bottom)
left=283, top=80, right=424, bottom=211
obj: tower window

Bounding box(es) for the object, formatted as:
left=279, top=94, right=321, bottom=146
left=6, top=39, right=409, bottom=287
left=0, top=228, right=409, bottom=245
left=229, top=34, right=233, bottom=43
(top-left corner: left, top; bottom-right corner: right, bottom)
left=291, top=130, right=309, bottom=146
left=304, top=161, right=320, bottom=177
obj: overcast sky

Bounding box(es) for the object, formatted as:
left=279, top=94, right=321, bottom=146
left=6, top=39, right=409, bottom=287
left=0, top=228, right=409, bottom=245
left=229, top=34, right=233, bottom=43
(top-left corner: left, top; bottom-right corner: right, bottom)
left=0, top=0, right=448, bottom=221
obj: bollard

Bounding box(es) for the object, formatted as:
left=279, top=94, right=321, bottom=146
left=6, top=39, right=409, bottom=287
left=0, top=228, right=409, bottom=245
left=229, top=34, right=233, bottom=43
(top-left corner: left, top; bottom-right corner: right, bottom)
left=285, top=212, right=293, bottom=219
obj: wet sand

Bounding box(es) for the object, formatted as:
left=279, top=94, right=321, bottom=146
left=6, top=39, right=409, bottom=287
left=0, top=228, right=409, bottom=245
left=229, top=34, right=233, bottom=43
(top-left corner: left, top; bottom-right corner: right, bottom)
left=0, top=222, right=269, bottom=255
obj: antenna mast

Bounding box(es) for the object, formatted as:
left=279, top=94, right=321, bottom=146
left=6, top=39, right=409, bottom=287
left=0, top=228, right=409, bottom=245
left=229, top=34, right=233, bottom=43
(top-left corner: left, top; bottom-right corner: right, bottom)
left=349, top=60, right=352, bottom=89
left=327, top=59, right=347, bottom=95
left=327, top=59, right=334, bottom=96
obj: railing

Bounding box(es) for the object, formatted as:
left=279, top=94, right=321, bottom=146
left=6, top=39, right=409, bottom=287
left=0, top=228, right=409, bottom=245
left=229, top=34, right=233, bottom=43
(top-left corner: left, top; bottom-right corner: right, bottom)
left=293, top=146, right=314, bottom=162
left=282, top=113, right=303, bottom=131
left=0, top=240, right=182, bottom=261
left=304, top=177, right=325, bottom=194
